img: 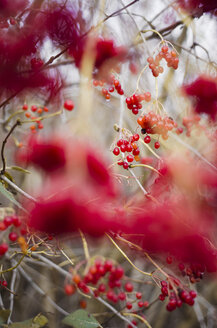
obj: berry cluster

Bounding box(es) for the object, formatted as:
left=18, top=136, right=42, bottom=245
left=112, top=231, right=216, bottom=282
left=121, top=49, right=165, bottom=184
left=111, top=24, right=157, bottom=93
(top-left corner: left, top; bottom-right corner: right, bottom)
left=22, top=104, right=49, bottom=133
left=147, top=45, right=179, bottom=77
left=65, top=258, right=149, bottom=316
left=113, top=134, right=140, bottom=169
left=178, top=262, right=204, bottom=283
left=137, top=111, right=180, bottom=146
left=0, top=215, right=27, bottom=257
left=125, top=92, right=152, bottom=115
left=93, top=74, right=124, bottom=100
left=159, top=280, right=197, bottom=312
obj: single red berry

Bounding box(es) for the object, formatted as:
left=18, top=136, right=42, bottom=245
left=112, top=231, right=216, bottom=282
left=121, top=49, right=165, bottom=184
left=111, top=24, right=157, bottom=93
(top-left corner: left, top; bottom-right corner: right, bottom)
left=2, top=281, right=8, bottom=287
left=3, top=216, right=13, bottom=227
left=22, top=104, right=28, bottom=110
left=138, top=301, right=144, bottom=308
left=159, top=294, right=165, bottom=301
left=117, top=139, right=124, bottom=147
left=31, top=105, right=37, bottom=112
left=136, top=292, right=142, bottom=299
left=0, top=243, right=8, bottom=255
left=143, top=301, right=149, bottom=307
left=125, top=282, right=134, bottom=293
left=166, top=256, right=173, bottom=264
left=133, top=134, right=139, bottom=141
left=64, top=100, right=74, bottom=111
left=126, top=155, right=134, bottom=163
left=113, top=147, right=120, bottom=156
left=120, top=145, right=126, bottom=153
left=132, top=148, right=140, bottom=156
left=64, top=284, right=75, bottom=295
left=126, top=302, right=133, bottom=309
left=123, top=162, right=129, bottom=170
left=12, top=216, right=21, bottom=227
left=189, top=290, right=197, bottom=299
left=154, top=141, right=160, bottom=149
left=118, top=292, right=126, bottom=301
left=9, top=232, right=18, bottom=242
left=144, top=136, right=151, bottom=143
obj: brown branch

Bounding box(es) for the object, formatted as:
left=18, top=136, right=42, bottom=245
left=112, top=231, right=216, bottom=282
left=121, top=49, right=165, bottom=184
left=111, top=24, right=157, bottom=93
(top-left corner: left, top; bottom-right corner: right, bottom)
left=1, top=119, right=21, bottom=175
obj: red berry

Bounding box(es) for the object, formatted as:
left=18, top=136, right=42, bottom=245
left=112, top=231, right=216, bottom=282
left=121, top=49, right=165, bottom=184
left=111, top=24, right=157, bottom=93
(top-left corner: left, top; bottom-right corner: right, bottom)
left=125, top=282, right=134, bottom=292
left=189, top=290, right=197, bottom=299
left=144, top=136, right=151, bottom=143
left=138, top=301, right=144, bottom=308
left=12, top=216, right=21, bottom=227
left=154, top=141, right=160, bottom=149
left=0, top=243, right=8, bottom=255
left=136, top=292, right=142, bottom=299
left=64, top=100, right=74, bottom=111
left=3, top=216, right=13, bottom=227
left=133, top=134, right=139, bottom=141
left=2, top=281, right=8, bottom=287
left=118, top=292, right=126, bottom=301
left=123, top=162, right=129, bottom=170
left=31, top=105, right=37, bottom=112
left=166, top=256, right=173, bottom=264
left=113, top=147, right=120, bottom=156
left=9, top=232, right=18, bottom=242
left=120, top=145, right=126, bottom=153
left=64, top=284, right=75, bottom=295
left=22, top=104, right=28, bottom=110
left=126, top=302, right=133, bottom=309
left=126, top=155, right=134, bottom=163
left=117, top=139, right=124, bottom=147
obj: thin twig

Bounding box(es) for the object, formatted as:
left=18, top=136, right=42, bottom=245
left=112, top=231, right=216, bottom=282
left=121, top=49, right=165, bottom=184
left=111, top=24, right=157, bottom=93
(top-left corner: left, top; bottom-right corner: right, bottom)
left=1, top=120, right=21, bottom=175
left=7, top=265, right=17, bottom=324
left=18, top=265, right=69, bottom=316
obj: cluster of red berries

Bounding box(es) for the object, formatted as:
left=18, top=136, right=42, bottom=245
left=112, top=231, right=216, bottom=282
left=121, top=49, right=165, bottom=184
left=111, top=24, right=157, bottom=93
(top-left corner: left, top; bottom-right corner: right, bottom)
left=93, top=74, right=124, bottom=100
left=182, top=114, right=201, bottom=137
left=113, top=134, right=140, bottom=169
left=0, top=215, right=27, bottom=257
left=137, top=111, right=180, bottom=146
left=125, top=92, right=152, bottom=115
left=65, top=258, right=149, bottom=315
left=22, top=104, right=49, bottom=133
left=159, top=280, right=197, bottom=312
left=178, top=262, right=204, bottom=283
left=147, top=45, right=179, bottom=77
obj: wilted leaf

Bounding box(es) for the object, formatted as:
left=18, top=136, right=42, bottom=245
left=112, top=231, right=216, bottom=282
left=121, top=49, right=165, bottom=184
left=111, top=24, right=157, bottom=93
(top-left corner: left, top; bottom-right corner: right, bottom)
left=62, top=310, right=102, bottom=328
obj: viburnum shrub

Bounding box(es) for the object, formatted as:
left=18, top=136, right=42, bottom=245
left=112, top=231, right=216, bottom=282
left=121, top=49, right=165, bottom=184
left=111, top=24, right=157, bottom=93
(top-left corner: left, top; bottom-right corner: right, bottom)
left=0, top=1, right=216, bottom=327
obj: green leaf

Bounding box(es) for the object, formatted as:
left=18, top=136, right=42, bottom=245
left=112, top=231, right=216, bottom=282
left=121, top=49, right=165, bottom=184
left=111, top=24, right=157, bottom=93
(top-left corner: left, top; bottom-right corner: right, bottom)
left=7, top=314, right=48, bottom=328
left=62, top=310, right=102, bottom=328
left=0, top=182, right=25, bottom=211
left=0, top=309, right=10, bottom=324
